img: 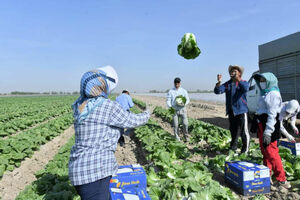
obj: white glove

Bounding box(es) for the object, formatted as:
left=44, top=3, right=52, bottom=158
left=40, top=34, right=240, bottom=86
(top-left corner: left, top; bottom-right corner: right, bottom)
left=145, top=104, right=155, bottom=115
left=286, top=134, right=296, bottom=143
left=292, top=126, right=299, bottom=135
left=281, top=127, right=296, bottom=143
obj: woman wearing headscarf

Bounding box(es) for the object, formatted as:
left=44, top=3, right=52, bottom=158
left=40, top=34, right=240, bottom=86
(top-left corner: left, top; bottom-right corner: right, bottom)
left=279, top=99, right=300, bottom=142
left=68, top=66, right=150, bottom=200
left=253, top=72, right=291, bottom=189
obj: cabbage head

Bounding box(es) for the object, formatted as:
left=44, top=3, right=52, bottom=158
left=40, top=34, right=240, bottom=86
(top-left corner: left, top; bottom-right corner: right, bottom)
left=177, top=33, right=201, bottom=59
left=175, top=95, right=186, bottom=107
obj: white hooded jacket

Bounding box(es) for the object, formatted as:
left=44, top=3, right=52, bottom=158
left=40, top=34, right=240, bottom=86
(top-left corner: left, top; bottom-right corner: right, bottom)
left=279, top=102, right=300, bottom=141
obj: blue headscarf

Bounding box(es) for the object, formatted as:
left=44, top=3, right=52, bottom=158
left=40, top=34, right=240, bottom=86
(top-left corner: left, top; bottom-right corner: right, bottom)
left=72, top=68, right=117, bottom=123
left=254, top=72, right=280, bottom=96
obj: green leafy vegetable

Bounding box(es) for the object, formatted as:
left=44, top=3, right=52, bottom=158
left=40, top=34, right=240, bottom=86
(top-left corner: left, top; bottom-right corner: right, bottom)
left=168, top=107, right=175, bottom=115
left=177, top=33, right=201, bottom=59
left=175, top=95, right=187, bottom=107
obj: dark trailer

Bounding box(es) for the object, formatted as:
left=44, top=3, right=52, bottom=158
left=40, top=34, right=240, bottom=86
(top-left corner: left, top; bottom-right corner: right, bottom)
left=259, top=31, right=300, bottom=102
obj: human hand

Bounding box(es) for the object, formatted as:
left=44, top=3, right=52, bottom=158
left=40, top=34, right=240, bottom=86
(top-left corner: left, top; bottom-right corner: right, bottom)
left=263, top=134, right=271, bottom=147
left=217, top=74, right=222, bottom=83
left=287, top=134, right=296, bottom=143
left=293, top=127, right=299, bottom=135
left=145, top=104, right=155, bottom=115
left=178, top=103, right=185, bottom=107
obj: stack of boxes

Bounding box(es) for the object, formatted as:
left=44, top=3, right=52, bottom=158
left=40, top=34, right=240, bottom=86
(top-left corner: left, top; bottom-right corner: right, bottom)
left=225, top=161, right=271, bottom=196
left=109, top=164, right=151, bottom=200
left=280, top=138, right=300, bottom=156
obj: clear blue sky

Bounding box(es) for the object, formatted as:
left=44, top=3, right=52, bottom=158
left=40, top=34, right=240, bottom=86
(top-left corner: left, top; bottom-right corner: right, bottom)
left=1, top=0, right=300, bottom=93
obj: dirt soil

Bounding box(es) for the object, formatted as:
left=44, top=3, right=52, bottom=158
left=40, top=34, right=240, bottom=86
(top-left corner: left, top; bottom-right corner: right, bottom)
left=133, top=95, right=229, bottom=129
left=115, top=134, right=149, bottom=166
left=0, top=126, right=75, bottom=200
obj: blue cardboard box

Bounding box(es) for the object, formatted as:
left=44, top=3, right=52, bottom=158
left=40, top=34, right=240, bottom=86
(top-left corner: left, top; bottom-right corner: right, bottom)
left=225, top=176, right=270, bottom=196
left=110, top=187, right=151, bottom=200
left=110, top=164, right=147, bottom=189
left=280, top=139, right=300, bottom=156
left=225, top=161, right=270, bottom=196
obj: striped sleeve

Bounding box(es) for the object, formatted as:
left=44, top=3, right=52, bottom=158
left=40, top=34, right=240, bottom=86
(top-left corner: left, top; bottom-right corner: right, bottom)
left=108, top=102, right=150, bottom=128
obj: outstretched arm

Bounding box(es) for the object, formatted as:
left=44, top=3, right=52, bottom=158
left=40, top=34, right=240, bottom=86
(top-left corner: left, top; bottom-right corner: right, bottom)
left=109, top=102, right=150, bottom=128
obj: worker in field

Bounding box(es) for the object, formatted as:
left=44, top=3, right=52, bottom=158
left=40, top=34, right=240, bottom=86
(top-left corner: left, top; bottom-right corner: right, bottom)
left=253, top=72, right=291, bottom=189
left=115, top=89, right=134, bottom=147
left=167, top=77, right=190, bottom=141
left=214, top=65, right=250, bottom=153
left=69, top=66, right=150, bottom=200
left=279, top=99, right=300, bottom=142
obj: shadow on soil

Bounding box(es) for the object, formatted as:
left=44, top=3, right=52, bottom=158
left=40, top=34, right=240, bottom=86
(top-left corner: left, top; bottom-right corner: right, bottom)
left=197, top=117, right=229, bottom=129
left=131, top=133, right=150, bottom=166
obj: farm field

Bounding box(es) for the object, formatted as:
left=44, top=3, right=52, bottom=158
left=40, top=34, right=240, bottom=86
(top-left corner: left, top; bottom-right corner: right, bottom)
left=0, top=96, right=77, bottom=200
left=0, top=95, right=299, bottom=200
left=2, top=1, right=300, bottom=200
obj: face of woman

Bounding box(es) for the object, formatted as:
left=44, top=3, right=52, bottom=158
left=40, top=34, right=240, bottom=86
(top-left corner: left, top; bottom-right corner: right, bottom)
left=259, top=77, right=267, bottom=90
left=260, top=77, right=266, bottom=82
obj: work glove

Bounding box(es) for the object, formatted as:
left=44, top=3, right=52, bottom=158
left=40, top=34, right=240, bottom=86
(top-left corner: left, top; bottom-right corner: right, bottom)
left=293, top=127, right=299, bottom=135
left=286, top=134, right=296, bottom=143
left=263, top=134, right=271, bottom=147
left=145, top=104, right=155, bottom=115
left=177, top=102, right=185, bottom=107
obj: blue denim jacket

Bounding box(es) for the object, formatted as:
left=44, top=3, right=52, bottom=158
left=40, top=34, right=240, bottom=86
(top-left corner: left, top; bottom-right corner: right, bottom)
left=214, top=80, right=249, bottom=116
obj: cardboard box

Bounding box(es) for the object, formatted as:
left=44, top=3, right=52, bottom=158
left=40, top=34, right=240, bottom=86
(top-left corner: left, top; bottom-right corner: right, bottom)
left=110, top=187, right=151, bottom=200
left=225, top=176, right=270, bottom=196
left=225, top=161, right=270, bottom=196
left=110, top=164, right=147, bottom=189
left=280, top=138, right=300, bottom=156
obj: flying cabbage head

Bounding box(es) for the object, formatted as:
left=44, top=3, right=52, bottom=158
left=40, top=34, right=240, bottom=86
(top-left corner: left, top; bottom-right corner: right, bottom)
left=177, top=33, right=201, bottom=59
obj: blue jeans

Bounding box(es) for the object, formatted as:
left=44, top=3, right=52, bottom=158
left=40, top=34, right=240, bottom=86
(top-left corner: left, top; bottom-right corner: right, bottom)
left=75, top=176, right=111, bottom=200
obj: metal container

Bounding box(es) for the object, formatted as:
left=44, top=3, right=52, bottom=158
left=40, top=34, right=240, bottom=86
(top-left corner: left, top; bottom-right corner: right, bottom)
left=259, top=31, right=300, bottom=102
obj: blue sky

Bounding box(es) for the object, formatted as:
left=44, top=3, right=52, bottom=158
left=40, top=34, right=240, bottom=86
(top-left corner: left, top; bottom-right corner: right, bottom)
left=1, top=0, right=300, bottom=93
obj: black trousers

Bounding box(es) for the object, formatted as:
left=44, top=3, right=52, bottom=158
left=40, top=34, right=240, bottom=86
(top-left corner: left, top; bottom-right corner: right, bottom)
left=228, top=110, right=250, bottom=153
left=75, top=176, right=111, bottom=200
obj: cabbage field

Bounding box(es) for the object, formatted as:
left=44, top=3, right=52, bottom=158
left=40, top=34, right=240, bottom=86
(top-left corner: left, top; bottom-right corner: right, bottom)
left=133, top=99, right=300, bottom=200
left=0, top=96, right=77, bottom=200
left=0, top=96, right=76, bottom=176
left=0, top=96, right=299, bottom=200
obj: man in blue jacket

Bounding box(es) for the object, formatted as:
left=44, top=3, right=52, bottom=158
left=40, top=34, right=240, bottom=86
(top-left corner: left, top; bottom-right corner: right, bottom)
left=214, top=65, right=250, bottom=153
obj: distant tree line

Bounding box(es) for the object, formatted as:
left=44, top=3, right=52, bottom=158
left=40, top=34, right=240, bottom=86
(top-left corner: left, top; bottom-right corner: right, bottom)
left=148, top=89, right=213, bottom=93
left=0, top=90, right=213, bottom=96
left=188, top=89, right=214, bottom=93
left=0, top=91, right=80, bottom=96
left=149, top=89, right=169, bottom=93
